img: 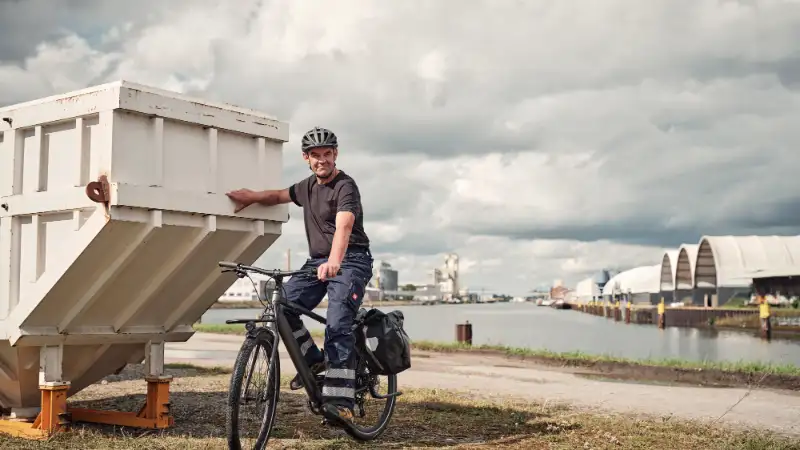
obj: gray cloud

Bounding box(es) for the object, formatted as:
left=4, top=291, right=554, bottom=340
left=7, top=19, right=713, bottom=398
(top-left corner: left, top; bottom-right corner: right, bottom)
left=2, top=0, right=800, bottom=293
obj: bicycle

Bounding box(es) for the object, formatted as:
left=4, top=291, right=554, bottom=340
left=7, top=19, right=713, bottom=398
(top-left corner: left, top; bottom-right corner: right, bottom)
left=218, top=261, right=402, bottom=450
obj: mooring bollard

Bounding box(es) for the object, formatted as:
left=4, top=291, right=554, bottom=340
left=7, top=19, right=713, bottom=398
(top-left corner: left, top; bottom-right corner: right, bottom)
left=456, top=321, right=473, bottom=345
left=657, top=299, right=666, bottom=329
left=760, top=299, right=772, bottom=340
left=625, top=301, right=632, bottom=324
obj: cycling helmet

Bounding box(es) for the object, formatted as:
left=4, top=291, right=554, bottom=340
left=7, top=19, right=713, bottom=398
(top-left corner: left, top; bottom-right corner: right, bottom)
left=301, top=126, right=338, bottom=152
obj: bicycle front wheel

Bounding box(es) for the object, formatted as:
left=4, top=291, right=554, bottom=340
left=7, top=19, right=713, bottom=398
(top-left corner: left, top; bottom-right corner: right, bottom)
left=226, top=332, right=281, bottom=450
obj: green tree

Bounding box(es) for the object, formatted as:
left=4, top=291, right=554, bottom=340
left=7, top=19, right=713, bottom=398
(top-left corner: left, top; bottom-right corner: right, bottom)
left=400, top=284, right=417, bottom=301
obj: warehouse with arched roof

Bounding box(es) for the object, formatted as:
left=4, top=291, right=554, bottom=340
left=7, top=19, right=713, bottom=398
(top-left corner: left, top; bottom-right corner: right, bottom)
left=602, top=265, right=661, bottom=304
left=659, top=250, right=679, bottom=302
left=694, top=235, right=800, bottom=306
left=674, top=244, right=699, bottom=304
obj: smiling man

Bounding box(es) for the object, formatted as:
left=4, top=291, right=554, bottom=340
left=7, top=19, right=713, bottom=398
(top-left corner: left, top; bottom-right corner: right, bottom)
left=226, top=126, right=373, bottom=427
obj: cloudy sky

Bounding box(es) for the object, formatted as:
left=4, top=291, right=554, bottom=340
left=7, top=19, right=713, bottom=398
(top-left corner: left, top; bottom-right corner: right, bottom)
left=2, top=0, right=799, bottom=295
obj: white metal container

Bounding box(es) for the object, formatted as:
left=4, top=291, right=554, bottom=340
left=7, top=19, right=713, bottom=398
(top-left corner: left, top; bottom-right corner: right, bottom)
left=0, top=81, right=289, bottom=412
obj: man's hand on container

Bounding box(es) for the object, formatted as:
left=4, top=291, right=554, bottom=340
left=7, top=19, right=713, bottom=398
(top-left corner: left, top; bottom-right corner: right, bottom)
left=226, top=188, right=258, bottom=213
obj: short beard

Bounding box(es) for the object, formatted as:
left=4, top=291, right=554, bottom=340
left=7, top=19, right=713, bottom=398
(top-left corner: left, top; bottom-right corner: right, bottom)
left=310, top=162, right=337, bottom=180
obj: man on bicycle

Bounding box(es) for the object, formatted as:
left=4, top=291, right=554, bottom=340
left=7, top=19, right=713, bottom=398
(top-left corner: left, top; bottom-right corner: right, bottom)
left=226, top=126, right=373, bottom=428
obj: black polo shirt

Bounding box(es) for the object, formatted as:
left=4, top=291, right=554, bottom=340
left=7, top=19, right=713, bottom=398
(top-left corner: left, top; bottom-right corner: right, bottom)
left=288, top=170, right=370, bottom=258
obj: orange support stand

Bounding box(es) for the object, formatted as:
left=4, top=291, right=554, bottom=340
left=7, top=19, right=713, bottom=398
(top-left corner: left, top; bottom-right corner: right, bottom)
left=39, top=384, right=70, bottom=433
left=69, top=376, right=174, bottom=429
left=0, top=377, right=174, bottom=440
left=0, top=384, right=70, bottom=439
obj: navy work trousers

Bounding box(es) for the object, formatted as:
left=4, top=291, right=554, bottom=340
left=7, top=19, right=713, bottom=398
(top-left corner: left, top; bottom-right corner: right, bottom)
left=282, top=247, right=373, bottom=410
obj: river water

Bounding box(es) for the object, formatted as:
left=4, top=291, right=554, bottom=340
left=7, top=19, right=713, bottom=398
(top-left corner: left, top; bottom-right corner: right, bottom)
left=200, top=302, right=800, bottom=366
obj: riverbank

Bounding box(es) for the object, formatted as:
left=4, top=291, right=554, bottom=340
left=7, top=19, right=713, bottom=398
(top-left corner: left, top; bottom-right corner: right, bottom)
left=195, top=324, right=800, bottom=391
left=716, top=309, right=800, bottom=332
left=1, top=363, right=796, bottom=449
left=571, top=302, right=800, bottom=334
left=209, top=299, right=414, bottom=309
left=192, top=324, right=800, bottom=390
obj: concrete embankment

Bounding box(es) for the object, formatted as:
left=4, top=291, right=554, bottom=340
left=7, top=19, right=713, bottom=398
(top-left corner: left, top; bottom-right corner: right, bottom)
left=570, top=302, right=800, bottom=334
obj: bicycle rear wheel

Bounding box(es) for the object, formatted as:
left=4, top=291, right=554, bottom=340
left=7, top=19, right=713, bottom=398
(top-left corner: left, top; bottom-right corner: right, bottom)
left=226, top=332, right=280, bottom=450
left=342, top=356, right=399, bottom=441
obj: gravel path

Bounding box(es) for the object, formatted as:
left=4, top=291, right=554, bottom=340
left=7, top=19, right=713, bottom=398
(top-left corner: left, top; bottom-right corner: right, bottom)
left=165, top=332, right=800, bottom=437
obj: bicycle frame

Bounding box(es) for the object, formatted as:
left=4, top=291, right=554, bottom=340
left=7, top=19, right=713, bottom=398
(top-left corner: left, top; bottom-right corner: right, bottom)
left=221, top=259, right=405, bottom=447
left=274, top=283, right=328, bottom=409
left=221, top=259, right=400, bottom=420
left=269, top=283, right=401, bottom=406
left=225, top=269, right=329, bottom=412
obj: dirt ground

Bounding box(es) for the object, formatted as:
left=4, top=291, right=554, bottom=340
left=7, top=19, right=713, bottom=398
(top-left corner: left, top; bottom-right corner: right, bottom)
left=1, top=364, right=798, bottom=449
left=167, top=332, right=800, bottom=437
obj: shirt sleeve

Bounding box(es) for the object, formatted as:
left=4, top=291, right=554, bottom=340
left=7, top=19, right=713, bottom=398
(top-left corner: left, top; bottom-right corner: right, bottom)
left=336, top=181, right=361, bottom=214
left=288, top=179, right=307, bottom=207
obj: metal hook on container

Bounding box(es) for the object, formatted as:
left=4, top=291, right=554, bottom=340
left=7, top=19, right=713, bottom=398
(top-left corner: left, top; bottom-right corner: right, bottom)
left=85, top=175, right=110, bottom=204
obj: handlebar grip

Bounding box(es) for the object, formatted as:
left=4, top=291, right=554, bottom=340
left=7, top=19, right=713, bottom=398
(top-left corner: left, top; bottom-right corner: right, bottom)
left=219, top=261, right=238, bottom=269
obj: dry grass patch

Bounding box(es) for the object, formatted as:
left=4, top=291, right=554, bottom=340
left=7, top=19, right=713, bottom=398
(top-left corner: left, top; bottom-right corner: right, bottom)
left=0, top=364, right=797, bottom=449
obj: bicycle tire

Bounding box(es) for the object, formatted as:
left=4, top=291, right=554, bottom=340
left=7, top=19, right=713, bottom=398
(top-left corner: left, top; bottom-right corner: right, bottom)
left=226, top=332, right=281, bottom=450
left=343, top=372, right=399, bottom=441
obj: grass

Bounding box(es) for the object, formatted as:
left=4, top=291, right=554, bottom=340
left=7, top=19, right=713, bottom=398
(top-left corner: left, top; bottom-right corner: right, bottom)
left=1, top=364, right=797, bottom=449
left=192, top=323, right=800, bottom=377
left=410, top=340, right=800, bottom=376
left=192, top=323, right=251, bottom=334
left=163, top=362, right=231, bottom=375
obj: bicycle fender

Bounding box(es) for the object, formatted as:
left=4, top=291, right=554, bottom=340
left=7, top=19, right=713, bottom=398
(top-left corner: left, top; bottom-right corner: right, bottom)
left=247, top=326, right=277, bottom=344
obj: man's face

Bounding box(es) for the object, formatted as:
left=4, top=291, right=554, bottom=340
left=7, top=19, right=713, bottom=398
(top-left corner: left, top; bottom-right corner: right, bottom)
left=304, top=146, right=338, bottom=178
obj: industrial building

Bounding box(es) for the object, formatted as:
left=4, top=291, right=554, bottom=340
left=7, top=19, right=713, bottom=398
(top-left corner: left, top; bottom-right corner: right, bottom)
left=692, top=235, right=800, bottom=306
left=371, top=260, right=399, bottom=292
left=659, top=250, right=678, bottom=303
left=601, top=265, right=661, bottom=304
left=591, top=234, right=800, bottom=308
left=434, top=253, right=460, bottom=302
left=673, top=244, right=699, bottom=304
left=219, top=273, right=268, bottom=302
left=573, top=270, right=611, bottom=303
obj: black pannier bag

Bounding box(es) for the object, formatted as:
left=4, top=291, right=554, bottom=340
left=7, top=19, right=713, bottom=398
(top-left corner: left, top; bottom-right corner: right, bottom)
left=352, top=308, right=411, bottom=375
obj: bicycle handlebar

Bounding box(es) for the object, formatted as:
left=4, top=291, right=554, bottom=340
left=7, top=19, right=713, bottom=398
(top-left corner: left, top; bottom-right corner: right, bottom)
left=218, top=261, right=341, bottom=278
